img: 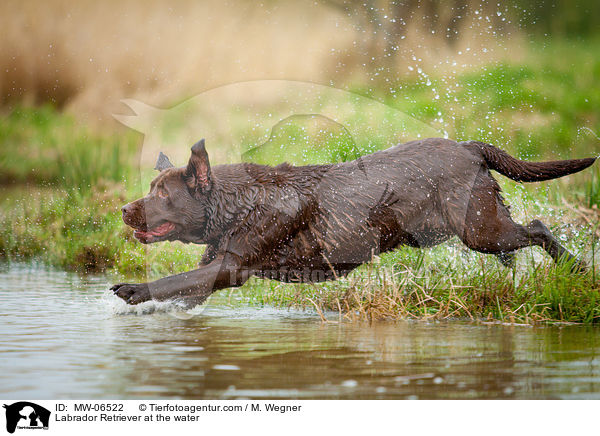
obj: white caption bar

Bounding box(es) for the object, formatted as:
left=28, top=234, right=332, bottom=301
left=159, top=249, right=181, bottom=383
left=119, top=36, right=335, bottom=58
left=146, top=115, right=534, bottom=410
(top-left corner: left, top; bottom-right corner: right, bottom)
left=0, top=399, right=596, bottom=435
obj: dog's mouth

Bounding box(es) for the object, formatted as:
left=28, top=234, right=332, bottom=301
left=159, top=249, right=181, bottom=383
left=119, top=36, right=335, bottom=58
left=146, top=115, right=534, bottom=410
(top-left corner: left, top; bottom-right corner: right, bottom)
left=133, top=221, right=176, bottom=243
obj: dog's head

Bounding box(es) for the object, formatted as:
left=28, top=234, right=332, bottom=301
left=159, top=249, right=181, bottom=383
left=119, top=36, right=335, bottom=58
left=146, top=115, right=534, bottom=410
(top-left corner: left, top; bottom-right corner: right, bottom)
left=121, top=139, right=213, bottom=244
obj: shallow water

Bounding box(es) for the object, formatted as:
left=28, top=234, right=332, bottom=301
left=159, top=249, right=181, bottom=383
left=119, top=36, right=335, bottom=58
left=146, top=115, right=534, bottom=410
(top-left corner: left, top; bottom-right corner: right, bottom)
left=1, top=263, right=600, bottom=399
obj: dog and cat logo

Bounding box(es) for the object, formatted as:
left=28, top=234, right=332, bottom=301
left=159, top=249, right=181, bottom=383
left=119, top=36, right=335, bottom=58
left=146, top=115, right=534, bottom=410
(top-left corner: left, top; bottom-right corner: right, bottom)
left=2, top=402, right=50, bottom=433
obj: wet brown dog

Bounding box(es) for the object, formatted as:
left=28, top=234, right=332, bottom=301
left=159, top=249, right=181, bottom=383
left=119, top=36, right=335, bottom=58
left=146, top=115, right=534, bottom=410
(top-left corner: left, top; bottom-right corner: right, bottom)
left=112, top=138, right=595, bottom=305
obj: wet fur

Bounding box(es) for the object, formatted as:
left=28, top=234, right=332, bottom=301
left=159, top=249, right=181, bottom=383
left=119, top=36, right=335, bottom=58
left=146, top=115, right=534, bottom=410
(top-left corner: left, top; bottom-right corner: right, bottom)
left=113, top=137, right=595, bottom=305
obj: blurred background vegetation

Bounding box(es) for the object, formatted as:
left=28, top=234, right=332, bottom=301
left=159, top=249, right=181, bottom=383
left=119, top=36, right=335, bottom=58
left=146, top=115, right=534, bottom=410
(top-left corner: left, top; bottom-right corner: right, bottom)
left=0, top=0, right=599, bottom=322
left=0, top=0, right=598, bottom=118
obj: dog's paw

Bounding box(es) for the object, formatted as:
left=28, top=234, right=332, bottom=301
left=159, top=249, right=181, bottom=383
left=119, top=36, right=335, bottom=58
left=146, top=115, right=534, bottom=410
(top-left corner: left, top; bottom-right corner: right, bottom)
left=110, top=283, right=151, bottom=305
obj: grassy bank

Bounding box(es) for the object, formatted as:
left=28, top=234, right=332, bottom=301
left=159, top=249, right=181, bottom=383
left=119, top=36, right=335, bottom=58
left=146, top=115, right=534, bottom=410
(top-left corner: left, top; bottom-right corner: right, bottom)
left=0, top=106, right=204, bottom=277
left=1, top=40, right=599, bottom=323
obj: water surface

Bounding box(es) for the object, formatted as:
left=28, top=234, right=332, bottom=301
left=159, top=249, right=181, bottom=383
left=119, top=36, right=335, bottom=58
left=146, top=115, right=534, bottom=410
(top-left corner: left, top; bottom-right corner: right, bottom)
left=1, top=263, right=600, bottom=399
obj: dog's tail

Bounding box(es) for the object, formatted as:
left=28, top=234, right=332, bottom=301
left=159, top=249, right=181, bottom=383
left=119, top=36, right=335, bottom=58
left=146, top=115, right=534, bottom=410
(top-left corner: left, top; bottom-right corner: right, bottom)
left=461, top=140, right=596, bottom=182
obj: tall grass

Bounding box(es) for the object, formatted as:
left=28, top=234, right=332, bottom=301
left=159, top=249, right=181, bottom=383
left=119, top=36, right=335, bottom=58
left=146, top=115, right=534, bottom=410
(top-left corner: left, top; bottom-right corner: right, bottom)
left=0, top=105, right=138, bottom=193
left=586, top=165, right=600, bottom=209
left=238, top=242, right=600, bottom=324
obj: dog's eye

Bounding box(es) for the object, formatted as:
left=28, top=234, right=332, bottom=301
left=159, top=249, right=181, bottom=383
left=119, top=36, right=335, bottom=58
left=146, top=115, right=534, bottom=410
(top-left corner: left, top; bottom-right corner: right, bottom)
left=157, top=189, right=168, bottom=199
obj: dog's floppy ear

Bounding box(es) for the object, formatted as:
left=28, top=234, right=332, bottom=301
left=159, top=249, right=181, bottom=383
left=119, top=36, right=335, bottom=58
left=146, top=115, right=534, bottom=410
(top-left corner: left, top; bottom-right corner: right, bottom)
left=154, top=152, right=174, bottom=171
left=184, top=139, right=212, bottom=197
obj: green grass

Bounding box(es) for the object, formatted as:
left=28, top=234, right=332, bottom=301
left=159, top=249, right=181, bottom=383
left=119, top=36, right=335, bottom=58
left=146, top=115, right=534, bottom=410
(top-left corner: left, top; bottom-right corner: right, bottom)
left=1, top=39, right=599, bottom=323
left=242, top=114, right=364, bottom=165
left=234, top=247, right=600, bottom=324
left=373, top=39, right=600, bottom=162
left=0, top=105, right=138, bottom=192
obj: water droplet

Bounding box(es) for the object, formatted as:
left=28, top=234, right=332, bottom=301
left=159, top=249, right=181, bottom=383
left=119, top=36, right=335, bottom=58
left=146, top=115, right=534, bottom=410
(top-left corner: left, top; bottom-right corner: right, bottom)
left=212, top=364, right=240, bottom=371
left=341, top=379, right=358, bottom=388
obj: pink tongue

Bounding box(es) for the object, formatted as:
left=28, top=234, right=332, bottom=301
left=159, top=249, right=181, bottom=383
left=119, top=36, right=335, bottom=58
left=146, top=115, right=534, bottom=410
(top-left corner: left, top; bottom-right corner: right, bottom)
left=149, top=222, right=175, bottom=236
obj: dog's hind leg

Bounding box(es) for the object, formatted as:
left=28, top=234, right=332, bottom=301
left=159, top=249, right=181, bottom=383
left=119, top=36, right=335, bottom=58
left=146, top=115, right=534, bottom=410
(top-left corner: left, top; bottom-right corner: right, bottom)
left=450, top=168, right=584, bottom=271
left=464, top=213, right=582, bottom=271
left=519, top=219, right=584, bottom=271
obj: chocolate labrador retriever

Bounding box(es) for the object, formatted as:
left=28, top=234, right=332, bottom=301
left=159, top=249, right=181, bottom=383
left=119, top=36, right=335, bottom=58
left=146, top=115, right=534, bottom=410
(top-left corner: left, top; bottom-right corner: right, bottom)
left=112, top=137, right=595, bottom=305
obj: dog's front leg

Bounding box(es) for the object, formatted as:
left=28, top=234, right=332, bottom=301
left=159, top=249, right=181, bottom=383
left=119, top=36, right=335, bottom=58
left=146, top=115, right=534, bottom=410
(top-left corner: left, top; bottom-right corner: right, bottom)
left=111, top=254, right=249, bottom=305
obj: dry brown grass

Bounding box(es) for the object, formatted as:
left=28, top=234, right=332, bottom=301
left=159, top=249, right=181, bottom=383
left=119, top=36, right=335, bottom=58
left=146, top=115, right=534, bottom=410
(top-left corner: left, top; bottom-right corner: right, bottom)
left=0, top=0, right=523, bottom=122
left=0, top=0, right=358, bottom=120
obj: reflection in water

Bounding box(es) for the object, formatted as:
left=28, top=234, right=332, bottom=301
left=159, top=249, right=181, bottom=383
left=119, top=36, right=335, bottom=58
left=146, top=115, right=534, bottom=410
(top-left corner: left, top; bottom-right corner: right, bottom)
left=1, top=263, right=599, bottom=399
